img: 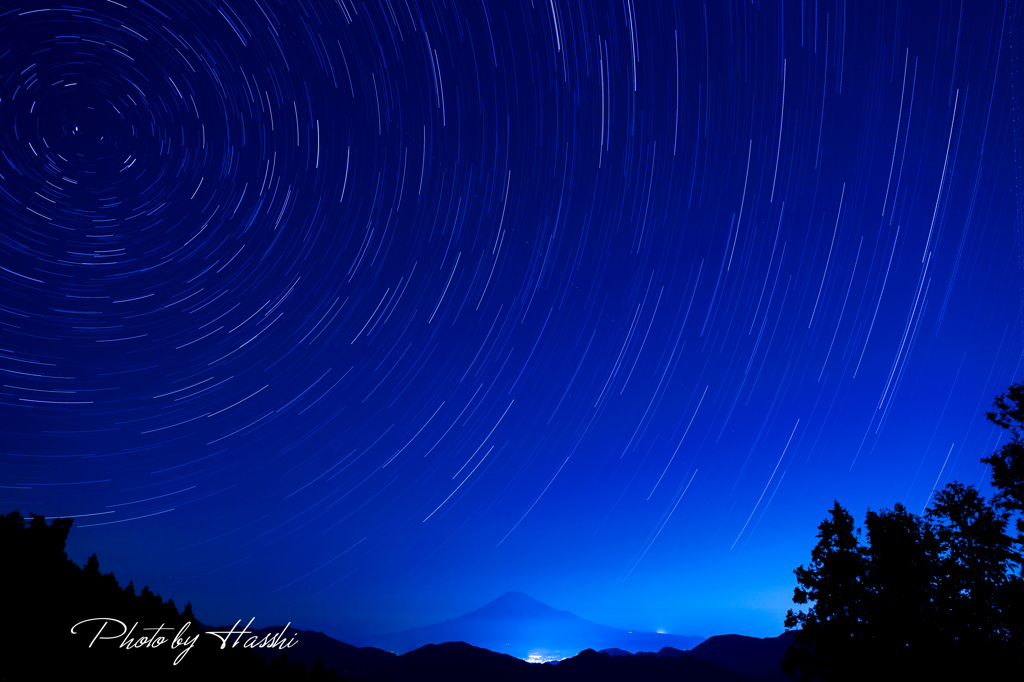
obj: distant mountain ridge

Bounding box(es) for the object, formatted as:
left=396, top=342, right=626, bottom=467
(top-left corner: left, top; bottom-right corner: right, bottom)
left=246, top=629, right=794, bottom=681
left=689, top=633, right=795, bottom=680
left=600, top=634, right=794, bottom=681
left=346, top=590, right=705, bottom=659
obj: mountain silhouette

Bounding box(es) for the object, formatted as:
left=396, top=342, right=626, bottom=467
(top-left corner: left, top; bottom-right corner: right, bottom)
left=246, top=633, right=773, bottom=682
left=688, top=633, right=795, bottom=680
left=349, top=591, right=705, bottom=659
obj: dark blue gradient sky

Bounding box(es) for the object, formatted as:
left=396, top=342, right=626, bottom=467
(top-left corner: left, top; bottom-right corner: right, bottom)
left=1, top=0, right=1021, bottom=640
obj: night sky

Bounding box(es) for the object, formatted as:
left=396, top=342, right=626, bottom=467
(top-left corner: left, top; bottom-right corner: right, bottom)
left=2, top=0, right=1021, bottom=642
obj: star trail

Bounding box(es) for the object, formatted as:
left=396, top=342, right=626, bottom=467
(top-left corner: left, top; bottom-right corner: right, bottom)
left=1, top=0, right=1021, bottom=640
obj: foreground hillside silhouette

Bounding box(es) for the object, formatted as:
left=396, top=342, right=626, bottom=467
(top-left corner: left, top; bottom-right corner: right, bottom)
left=0, top=510, right=337, bottom=681
left=784, top=383, right=1024, bottom=680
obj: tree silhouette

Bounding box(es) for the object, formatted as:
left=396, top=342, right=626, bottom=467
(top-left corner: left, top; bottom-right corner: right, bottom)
left=861, top=502, right=940, bottom=675
left=784, top=488, right=1017, bottom=680
left=926, top=483, right=1014, bottom=648
left=783, top=502, right=868, bottom=681
left=984, top=382, right=1024, bottom=541
left=784, top=384, right=1024, bottom=680
left=980, top=382, right=1024, bottom=657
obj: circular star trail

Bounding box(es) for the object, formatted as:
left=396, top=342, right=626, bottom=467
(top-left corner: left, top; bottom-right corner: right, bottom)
left=1, top=0, right=1020, bottom=637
